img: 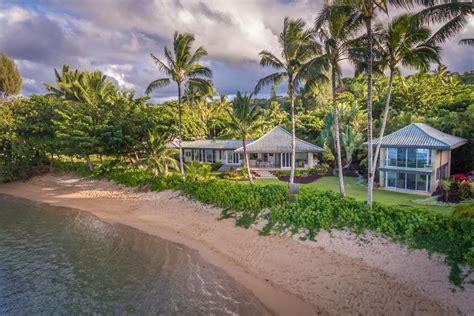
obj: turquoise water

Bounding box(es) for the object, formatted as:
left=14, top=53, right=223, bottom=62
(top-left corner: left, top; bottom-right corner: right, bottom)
left=0, top=194, right=270, bottom=315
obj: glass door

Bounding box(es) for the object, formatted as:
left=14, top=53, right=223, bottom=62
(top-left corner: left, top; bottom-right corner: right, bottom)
left=281, top=153, right=292, bottom=168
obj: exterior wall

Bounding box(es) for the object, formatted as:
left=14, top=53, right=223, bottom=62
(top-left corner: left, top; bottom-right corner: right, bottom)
left=430, top=149, right=451, bottom=192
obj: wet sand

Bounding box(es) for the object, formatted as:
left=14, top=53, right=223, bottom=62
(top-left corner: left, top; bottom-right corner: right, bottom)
left=1, top=174, right=472, bottom=315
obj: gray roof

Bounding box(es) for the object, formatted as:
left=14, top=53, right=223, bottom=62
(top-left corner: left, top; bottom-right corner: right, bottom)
left=365, top=123, right=467, bottom=149
left=235, top=126, right=323, bottom=153
left=169, top=139, right=253, bottom=150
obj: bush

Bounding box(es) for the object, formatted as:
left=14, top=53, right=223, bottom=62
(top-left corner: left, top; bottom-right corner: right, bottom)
left=211, top=161, right=223, bottom=171
left=452, top=203, right=474, bottom=220
left=313, top=163, right=329, bottom=176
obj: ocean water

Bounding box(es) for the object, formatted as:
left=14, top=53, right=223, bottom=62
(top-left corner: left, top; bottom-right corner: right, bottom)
left=0, top=194, right=270, bottom=315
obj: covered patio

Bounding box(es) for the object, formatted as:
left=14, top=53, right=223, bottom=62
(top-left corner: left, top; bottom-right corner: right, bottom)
left=234, top=126, right=323, bottom=169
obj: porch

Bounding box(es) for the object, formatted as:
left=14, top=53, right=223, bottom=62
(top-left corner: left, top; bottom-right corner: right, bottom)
left=248, top=152, right=315, bottom=169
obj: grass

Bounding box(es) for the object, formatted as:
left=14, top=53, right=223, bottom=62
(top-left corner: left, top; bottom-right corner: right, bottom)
left=253, top=176, right=453, bottom=215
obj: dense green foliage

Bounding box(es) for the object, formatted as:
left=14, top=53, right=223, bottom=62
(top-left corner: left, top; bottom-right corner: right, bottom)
left=0, top=53, right=22, bottom=97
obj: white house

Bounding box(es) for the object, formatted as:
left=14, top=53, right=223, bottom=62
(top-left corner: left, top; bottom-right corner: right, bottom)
left=171, top=126, right=323, bottom=169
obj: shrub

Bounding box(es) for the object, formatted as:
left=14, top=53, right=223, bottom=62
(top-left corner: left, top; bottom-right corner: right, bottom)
left=211, top=161, right=223, bottom=171
left=452, top=203, right=474, bottom=220
left=313, top=163, right=329, bottom=176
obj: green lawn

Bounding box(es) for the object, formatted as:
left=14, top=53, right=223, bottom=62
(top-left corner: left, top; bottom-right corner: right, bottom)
left=254, top=176, right=452, bottom=214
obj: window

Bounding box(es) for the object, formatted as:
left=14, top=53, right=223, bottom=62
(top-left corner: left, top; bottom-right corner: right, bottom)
left=416, top=149, right=430, bottom=168
left=407, top=149, right=417, bottom=168
left=250, top=153, right=258, bottom=160
left=416, top=174, right=428, bottom=191
left=406, top=173, right=416, bottom=190
left=185, top=150, right=191, bottom=157
left=227, top=151, right=233, bottom=164
left=386, top=172, right=397, bottom=187
left=397, top=148, right=406, bottom=167
left=397, top=173, right=406, bottom=189
left=282, top=153, right=292, bottom=168
left=387, top=148, right=397, bottom=166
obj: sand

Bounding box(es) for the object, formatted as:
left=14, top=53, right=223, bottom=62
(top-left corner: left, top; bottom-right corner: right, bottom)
left=0, top=174, right=472, bottom=315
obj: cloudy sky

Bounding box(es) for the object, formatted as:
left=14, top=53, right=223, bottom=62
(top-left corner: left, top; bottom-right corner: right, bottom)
left=1, top=0, right=473, bottom=100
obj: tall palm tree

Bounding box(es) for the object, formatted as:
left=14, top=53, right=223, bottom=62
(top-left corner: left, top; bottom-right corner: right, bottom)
left=255, top=17, right=317, bottom=184
left=146, top=32, right=212, bottom=179
left=315, top=4, right=362, bottom=197
left=227, top=92, right=262, bottom=183
left=141, top=131, right=178, bottom=176
left=360, top=14, right=441, bottom=177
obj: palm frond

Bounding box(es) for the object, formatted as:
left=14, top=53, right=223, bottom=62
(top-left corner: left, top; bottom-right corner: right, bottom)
left=145, top=78, right=171, bottom=95
left=150, top=53, right=173, bottom=77
left=426, top=14, right=468, bottom=45
left=254, top=72, right=286, bottom=94
left=258, top=50, right=285, bottom=69
left=459, top=38, right=474, bottom=46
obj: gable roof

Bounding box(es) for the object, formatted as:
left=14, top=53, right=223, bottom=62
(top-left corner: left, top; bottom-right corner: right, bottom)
left=365, top=123, right=467, bottom=149
left=168, top=139, right=253, bottom=150
left=235, top=126, right=323, bottom=153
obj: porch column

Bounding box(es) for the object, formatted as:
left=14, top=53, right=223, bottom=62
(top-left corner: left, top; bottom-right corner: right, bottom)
left=307, top=152, right=314, bottom=168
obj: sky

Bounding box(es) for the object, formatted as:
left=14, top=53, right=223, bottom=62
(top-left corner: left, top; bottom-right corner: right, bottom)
left=1, top=0, right=473, bottom=101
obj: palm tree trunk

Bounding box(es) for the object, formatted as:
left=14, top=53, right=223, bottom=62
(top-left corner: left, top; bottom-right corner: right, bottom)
left=332, top=66, right=346, bottom=197
left=288, top=77, right=296, bottom=184
left=177, top=83, right=185, bottom=180
left=366, top=17, right=374, bottom=207
left=372, top=68, right=394, bottom=176
left=242, top=135, right=253, bottom=183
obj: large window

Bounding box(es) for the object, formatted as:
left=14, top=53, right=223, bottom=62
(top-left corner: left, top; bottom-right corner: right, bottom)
left=386, top=172, right=429, bottom=192
left=385, top=147, right=431, bottom=169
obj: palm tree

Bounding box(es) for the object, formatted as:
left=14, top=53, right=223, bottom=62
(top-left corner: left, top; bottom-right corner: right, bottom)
left=315, top=4, right=362, bottom=197
left=362, top=14, right=441, bottom=178
left=141, top=131, right=178, bottom=176
left=227, top=92, right=262, bottom=183
left=255, top=17, right=317, bottom=184
left=146, top=32, right=212, bottom=180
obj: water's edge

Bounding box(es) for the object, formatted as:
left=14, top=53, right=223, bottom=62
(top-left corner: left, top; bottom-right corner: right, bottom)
left=0, top=193, right=273, bottom=315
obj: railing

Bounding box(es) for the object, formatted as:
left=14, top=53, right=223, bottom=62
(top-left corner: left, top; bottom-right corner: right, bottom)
left=380, top=160, right=432, bottom=171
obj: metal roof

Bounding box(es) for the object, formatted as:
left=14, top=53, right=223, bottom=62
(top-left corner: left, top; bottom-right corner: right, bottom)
left=365, top=123, right=467, bottom=149
left=234, top=126, right=323, bottom=153
left=168, top=139, right=253, bottom=150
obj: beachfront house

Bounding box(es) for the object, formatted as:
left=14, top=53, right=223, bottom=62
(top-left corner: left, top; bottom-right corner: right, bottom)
left=172, top=126, right=323, bottom=169
left=367, top=123, right=467, bottom=194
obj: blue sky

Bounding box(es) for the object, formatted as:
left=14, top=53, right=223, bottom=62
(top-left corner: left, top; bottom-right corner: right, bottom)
left=1, top=0, right=473, bottom=101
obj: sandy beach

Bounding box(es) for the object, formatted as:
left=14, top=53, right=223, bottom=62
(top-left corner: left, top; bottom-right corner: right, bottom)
left=1, top=174, right=472, bottom=315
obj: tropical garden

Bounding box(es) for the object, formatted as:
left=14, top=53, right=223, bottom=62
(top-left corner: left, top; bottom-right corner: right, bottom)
left=0, top=0, right=473, bottom=283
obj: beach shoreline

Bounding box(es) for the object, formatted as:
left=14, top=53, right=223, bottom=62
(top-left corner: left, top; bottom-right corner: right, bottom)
left=1, top=174, right=472, bottom=315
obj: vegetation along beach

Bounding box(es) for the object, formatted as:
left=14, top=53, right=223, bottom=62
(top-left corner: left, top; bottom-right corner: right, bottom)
left=0, top=0, right=473, bottom=315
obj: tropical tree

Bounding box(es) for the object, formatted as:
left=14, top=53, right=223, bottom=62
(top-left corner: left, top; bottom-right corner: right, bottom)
left=315, top=4, right=362, bottom=196
left=227, top=92, right=262, bottom=182
left=0, top=53, right=22, bottom=98
left=255, top=17, right=317, bottom=184
left=146, top=32, right=212, bottom=179
left=361, top=14, right=441, bottom=178
left=46, top=66, right=116, bottom=170
left=141, top=131, right=178, bottom=176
